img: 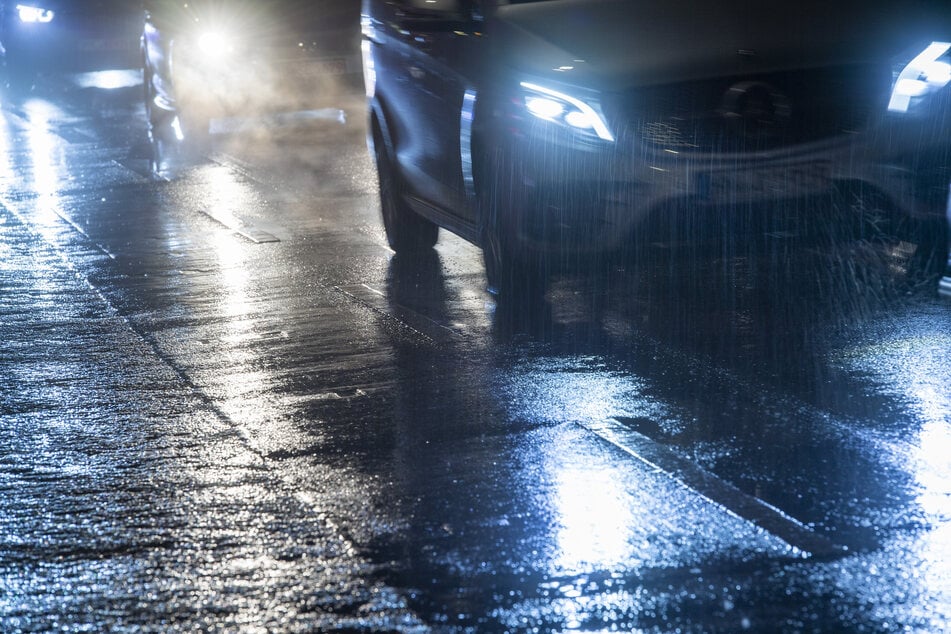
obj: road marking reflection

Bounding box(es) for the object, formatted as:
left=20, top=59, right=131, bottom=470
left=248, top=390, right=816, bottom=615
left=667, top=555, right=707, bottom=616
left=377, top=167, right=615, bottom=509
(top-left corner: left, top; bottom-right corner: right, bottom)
left=585, top=417, right=848, bottom=561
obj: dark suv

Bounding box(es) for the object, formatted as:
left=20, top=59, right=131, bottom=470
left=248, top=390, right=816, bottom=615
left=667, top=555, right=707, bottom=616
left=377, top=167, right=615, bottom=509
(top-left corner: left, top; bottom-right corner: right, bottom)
left=362, top=0, right=951, bottom=298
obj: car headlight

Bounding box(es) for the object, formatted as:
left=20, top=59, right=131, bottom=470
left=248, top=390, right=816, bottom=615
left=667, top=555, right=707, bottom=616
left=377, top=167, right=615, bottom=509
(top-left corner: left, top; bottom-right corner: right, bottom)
left=195, top=30, right=236, bottom=62
left=520, top=81, right=615, bottom=142
left=16, top=4, right=54, bottom=23
left=888, top=41, right=951, bottom=114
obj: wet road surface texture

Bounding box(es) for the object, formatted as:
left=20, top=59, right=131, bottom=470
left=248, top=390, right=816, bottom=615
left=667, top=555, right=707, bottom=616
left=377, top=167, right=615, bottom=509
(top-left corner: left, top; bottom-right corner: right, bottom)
left=1, top=70, right=950, bottom=632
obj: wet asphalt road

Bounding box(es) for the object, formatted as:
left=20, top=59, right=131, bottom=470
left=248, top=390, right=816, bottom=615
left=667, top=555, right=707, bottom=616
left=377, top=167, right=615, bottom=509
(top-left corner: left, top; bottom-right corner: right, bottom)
left=1, top=70, right=950, bottom=632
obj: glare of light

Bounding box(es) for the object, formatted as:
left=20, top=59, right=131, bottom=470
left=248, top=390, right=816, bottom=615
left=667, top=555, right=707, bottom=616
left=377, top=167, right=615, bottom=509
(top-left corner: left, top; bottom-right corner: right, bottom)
left=197, top=30, right=233, bottom=60
left=203, top=167, right=256, bottom=317
left=21, top=100, right=69, bottom=238
left=910, top=412, right=951, bottom=614
left=361, top=39, right=376, bottom=98
left=360, top=14, right=375, bottom=38
left=833, top=331, right=951, bottom=606
left=914, top=415, right=951, bottom=515
left=73, top=70, right=142, bottom=90
left=552, top=465, right=638, bottom=573
left=520, top=81, right=615, bottom=141
left=525, top=96, right=565, bottom=120
left=499, top=364, right=659, bottom=575
left=564, top=110, right=595, bottom=130
left=16, top=4, right=54, bottom=23
left=171, top=116, right=185, bottom=142
left=894, top=78, right=931, bottom=98
left=888, top=41, right=951, bottom=113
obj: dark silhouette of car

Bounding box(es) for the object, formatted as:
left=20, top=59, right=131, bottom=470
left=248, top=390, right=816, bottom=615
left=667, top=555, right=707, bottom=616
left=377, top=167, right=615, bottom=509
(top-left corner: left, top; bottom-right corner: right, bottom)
left=141, top=0, right=360, bottom=155
left=361, top=0, right=951, bottom=298
left=1, top=0, right=140, bottom=91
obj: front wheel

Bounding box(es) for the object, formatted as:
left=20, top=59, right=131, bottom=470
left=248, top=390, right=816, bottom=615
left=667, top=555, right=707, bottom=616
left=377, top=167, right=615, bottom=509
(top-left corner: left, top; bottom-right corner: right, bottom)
left=373, top=131, right=438, bottom=253
left=828, top=188, right=948, bottom=296
left=903, top=216, right=949, bottom=291
left=482, top=225, right=547, bottom=302
left=479, top=149, right=548, bottom=302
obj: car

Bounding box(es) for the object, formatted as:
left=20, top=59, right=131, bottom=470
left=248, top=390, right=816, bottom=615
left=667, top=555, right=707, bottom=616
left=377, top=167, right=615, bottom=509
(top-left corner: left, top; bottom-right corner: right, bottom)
left=361, top=0, right=951, bottom=299
left=943, top=242, right=951, bottom=297
left=1, top=0, right=140, bottom=92
left=141, top=0, right=361, bottom=157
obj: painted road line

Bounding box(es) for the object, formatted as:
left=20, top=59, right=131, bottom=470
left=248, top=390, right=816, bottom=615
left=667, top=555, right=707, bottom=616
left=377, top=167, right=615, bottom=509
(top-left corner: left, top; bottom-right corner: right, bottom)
left=583, top=416, right=848, bottom=560
left=202, top=208, right=281, bottom=244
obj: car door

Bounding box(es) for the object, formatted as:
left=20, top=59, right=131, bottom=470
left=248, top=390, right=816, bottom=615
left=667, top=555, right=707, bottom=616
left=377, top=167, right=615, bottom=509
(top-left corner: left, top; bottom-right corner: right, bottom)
left=374, top=0, right=482, bottom=226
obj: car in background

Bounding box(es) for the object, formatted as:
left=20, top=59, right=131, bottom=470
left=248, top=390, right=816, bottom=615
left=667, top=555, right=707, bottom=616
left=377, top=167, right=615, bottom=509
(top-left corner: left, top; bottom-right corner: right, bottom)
left=141, top=0, right=360, bottom=155
left=361, top=0, right=951, bottom=299
left=1, top=0, right=140, bottom=91
left=943, top=243, right=951, bottom=296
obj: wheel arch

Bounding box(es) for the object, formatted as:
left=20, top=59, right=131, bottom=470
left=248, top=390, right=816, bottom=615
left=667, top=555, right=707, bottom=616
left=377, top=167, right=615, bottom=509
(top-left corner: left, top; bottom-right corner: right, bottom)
left=367, top=96, right=399, bottom=170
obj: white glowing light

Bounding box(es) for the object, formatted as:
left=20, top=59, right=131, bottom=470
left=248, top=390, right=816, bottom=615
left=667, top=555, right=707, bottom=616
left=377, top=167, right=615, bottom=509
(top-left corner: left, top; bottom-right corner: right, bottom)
left=171, top=116, right=185, bottom=142
left=520, top=81, right=615, bottom=141
left=525, top=96, right=565, bottom=120
left=564, top=110, right=595, bottom=130
left=361, top=39, right=376, bottom=98
left=16, top=4, right=54, bottom=23
left=888, top=41, right=951, bottom=113
left=197, top=30, right=233, bottom=60
left=73, top=70, right=142, bottom=90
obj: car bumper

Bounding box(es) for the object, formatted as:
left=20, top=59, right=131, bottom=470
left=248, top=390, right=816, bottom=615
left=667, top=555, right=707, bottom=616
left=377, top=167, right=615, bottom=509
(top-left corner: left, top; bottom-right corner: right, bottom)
left=499, top=114, right=951, bottom=258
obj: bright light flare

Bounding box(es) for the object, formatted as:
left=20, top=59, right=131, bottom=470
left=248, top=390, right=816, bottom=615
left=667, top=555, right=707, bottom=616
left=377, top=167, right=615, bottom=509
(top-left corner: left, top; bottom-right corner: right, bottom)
left=520, top=81, right=615, bottom=141
left=361, top=39, right=375, bottom=98
left=16, top=4, right=54, bottom=23
left=525, top=96, right=566, bottom=120
left=888, top=41, right=951, bottom=113
left=196, top=30, right=235, bottom=61
left=73, top=70, right=142, bottom=90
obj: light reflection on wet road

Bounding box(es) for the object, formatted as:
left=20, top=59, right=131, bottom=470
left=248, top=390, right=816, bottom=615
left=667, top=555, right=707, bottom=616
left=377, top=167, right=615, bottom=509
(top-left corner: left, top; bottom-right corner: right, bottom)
left=1, top=71, right=949, bottom=631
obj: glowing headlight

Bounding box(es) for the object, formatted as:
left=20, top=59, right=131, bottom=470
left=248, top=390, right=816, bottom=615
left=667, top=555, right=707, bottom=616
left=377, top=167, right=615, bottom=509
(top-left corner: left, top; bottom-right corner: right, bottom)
left=196, top=30, right=235, bottom=61
left=16, top=4, right=54, bottom=23
left=520, top=81, right=615, bottom=142
left=888, top=41, right=951, bottom=114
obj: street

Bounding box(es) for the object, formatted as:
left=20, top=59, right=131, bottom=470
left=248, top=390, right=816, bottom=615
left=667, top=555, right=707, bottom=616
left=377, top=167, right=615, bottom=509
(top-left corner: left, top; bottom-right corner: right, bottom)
left=1, top=69, right=950, bottom=632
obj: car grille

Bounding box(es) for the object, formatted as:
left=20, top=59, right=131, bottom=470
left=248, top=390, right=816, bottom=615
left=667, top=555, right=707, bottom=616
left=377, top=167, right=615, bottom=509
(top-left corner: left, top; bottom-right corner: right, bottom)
left=613, top=65, right=892, bottom=154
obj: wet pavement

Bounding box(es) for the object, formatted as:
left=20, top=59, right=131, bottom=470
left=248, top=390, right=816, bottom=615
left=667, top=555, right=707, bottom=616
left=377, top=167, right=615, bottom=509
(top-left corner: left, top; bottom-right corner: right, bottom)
left=1, top=70, right=950, bottom=632
left=0, top=202, right=422, bottom=631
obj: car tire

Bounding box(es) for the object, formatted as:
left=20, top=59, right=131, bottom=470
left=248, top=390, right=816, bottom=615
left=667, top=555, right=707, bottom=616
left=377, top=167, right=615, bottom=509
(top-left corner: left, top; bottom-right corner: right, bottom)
left=479, top=149, right=548, bottom=302
left=373, top=124, right=439, bottom=253
left=832, top=189, right=948, bottom=294
left=143, top=62, right=171, bottom=170
left=902, top=216, right=948, bottom=290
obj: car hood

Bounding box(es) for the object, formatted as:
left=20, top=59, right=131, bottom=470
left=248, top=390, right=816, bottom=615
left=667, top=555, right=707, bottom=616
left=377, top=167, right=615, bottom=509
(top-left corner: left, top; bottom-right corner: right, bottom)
left=491, top=0, right=951, bottom=89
